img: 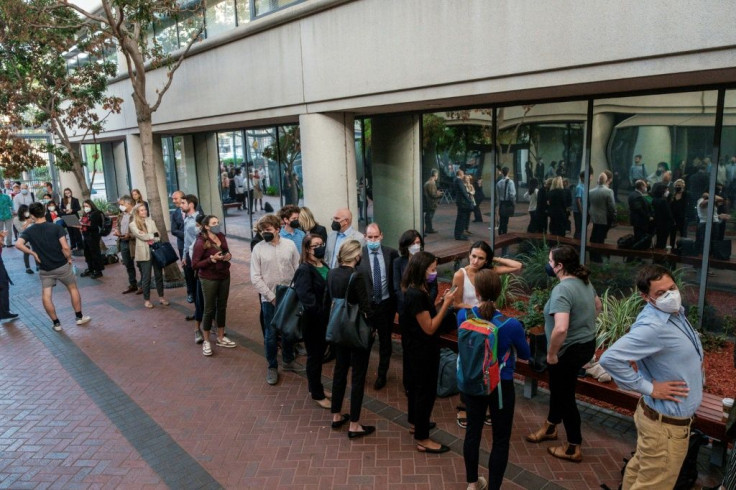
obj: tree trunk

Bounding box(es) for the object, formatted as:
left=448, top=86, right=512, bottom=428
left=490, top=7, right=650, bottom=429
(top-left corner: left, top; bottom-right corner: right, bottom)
left=137, top=118, right=184, bottom=284
left=69, top=157, right=91, bottom=201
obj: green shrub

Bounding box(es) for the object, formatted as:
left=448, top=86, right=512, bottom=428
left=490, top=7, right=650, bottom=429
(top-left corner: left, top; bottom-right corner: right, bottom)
left=265, top=186, right=278, bottom=196
left=595, top=289, right=643, bottom=349
left=516, top=288, right=551, bottom=330
left=518, top=239, right=556, bottom=291
left=615, top=203, right=630, bottom=225
left=496, top=273, right=526, bottom=309
left=589, top=261, right=639, bottom=297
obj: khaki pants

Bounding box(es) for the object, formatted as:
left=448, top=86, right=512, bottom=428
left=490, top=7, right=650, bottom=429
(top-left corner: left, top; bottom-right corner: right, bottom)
left=623, top=403, right=690, bottom=489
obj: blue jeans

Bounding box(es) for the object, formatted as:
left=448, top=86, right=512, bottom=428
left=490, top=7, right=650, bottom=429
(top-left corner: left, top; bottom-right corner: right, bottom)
left=262, top=301, right=294, bottom=369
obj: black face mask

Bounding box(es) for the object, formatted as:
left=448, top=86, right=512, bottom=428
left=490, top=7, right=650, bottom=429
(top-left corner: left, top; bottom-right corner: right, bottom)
left=313, top=245, right=326, bottom=259
left=262, top=232, right=274, bottom=242
left=289, top=220, right=300, bottom=229
left=331, top=220, right=341, bottom=232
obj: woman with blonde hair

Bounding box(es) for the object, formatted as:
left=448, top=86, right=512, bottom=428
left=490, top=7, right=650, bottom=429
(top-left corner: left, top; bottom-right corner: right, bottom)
left=547, top=176, right=569, bottom=237
left=298, top=207, right=327, bottom=242
left=326, top=239, right=376, bottom=439
left=129, top=204, right=168, bottom=309
left=669, top=178, right=689, bottom=248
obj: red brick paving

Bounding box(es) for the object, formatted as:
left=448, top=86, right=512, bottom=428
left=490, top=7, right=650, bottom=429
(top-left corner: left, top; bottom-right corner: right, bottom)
left=0, top=228, right=726, bottom=489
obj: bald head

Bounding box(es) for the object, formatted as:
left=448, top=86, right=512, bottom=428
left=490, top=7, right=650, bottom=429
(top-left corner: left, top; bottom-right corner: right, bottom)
left=366, top=223, right=381, bottom=235
left=332, top=208, right=353, bottom=233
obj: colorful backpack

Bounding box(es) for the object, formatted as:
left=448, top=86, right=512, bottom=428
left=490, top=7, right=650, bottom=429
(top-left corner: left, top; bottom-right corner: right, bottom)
left=456, top=307, right=512, bottom=407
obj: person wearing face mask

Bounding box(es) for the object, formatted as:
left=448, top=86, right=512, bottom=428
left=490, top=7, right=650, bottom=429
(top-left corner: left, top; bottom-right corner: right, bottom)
left=356, top=223, right=399, bottom=390
left=325, top=208, right=364, bottom=269
left=600, top=265, right=703, bottom=489
left=43, top=195, right=63, bottom=226
left=0, top=189, right=13, bottom=247
left=250, top=214, right=301, bottom=386
left=60, top=188, right=82, bottom=251
left=114, top=196, right=140, bottom=294
left=13, top=204, right=38, bottom=274
left=393, top=230, right=433, bottom=316
left=191, top=215, right=234, bottom=356
left=12, top=183, right=34, bottom=213
left=325, top=239, right=376, bottom=439
left=78, top=199, right=105, bottom=279
left=129, top=204, right=167, bottom=308
left=650, top=182, right=675, bottom=251
left=400, top=251, right=456, bottom=452
left=292, top=233, right=331, bottom=408
left=297, top=207, right=327, bottom=243
left=278, top=205, right=305, bottom=251
left=526, top=245, right=601, bottom=463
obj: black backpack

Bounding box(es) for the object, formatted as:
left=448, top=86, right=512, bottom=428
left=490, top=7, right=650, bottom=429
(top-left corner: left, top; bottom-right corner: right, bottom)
left=100, top=215, right=113, bottom=237
left=600, top=429, right=707, bottom=490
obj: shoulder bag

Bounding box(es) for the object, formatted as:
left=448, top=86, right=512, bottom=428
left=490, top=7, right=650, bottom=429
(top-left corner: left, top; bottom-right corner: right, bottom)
left=498, top=179, right=515, bottom=218
left=271, top=280, right=304, bottom=343
left=326, top=273, right=373, bottom=350
left=150, top=241, right=178, bottom=268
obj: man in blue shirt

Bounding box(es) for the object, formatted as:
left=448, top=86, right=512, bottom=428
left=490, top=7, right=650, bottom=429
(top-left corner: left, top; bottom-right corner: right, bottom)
left=278, top=204, right=305, bottom=251
left=600, top=265, right=703, bottom=490
left=572, top=171, right=588, bottom=240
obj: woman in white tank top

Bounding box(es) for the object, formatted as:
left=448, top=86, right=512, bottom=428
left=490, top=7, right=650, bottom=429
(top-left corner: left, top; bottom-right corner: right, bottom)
left=451, top=241, right=522, bottom=309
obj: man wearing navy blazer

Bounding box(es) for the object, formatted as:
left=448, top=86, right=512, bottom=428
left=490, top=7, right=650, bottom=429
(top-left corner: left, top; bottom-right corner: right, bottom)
left=358, top=222, right=399, bottom=390
left=170, top=191, right=186, bottom=259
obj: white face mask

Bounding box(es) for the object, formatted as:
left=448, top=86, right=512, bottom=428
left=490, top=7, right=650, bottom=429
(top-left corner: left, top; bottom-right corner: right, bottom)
left=408, top=243, right=421, bottom=255
left=83, top=207, right=91, bottom=214
left=48, top=206, right=56, bottom=212
left=653, top=289, right=681, bottom=313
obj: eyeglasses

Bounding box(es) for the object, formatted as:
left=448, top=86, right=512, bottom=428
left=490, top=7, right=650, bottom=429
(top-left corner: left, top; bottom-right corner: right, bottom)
left=309, top=244, right=323, bottom=249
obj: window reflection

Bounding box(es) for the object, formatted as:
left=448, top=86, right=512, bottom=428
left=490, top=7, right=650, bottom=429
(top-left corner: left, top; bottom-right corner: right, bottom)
left=205, top=0, right=236, bottom=38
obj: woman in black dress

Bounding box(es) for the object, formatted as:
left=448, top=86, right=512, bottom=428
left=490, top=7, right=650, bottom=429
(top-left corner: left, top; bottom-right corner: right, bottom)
left=547, top=177, right=568, bottom=237
left=326, top=239, right=376, bottom=439
left=79, top=199, right=105, bottom=278
left=651, top=182, right=675, bottom=250
left=293, top=233, right=331, bottom=409
left=60, top=188, right=82, bottom=251
left=401, top=251, right=456, bottom=453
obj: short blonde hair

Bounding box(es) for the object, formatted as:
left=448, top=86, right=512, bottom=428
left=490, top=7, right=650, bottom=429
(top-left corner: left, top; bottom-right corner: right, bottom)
left=298, top=207, right=317, bottom=231
left=338, top=239, right=362, bottom=265
left=550, top=176, right=564, bottom=190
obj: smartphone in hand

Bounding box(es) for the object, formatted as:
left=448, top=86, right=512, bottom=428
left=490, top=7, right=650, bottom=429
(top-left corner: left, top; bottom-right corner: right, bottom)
left=448, top=285, right=458, bottom=295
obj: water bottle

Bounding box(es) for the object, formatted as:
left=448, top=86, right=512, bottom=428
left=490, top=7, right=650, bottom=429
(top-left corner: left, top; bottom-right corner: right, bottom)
left=72, top=264, right=78, bottom=275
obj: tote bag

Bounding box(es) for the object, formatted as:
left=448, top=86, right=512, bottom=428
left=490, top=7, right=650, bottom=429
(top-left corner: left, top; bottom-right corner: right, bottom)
left=150, top=241, right=178, bottom=268
left=271, top=282, right=304, bottom=343
left=325, top=274, right=373, bottom=350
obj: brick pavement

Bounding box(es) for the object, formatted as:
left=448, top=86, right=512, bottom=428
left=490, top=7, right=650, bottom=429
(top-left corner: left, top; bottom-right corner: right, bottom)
left=0, top=234, right=725, bottom=489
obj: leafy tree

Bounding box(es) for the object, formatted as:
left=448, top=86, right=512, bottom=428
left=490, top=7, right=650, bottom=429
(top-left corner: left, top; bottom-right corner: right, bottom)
left=263, top=125, right=301, bottom=205
left=0, top=0, right=122, bottom=197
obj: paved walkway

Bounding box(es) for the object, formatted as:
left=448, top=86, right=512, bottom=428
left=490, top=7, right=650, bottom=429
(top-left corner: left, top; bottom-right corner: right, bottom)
left=0, top=235, right=725, bottom=489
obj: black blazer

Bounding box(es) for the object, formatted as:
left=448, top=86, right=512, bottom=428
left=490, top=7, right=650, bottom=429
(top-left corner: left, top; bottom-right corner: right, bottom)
left=326, top=266, right=374, bottom=321
left=393, top=255, right=438, bottom=315
left=60, top=197, right=81, bottom=216
left=293, top=262, right=328, bottom=320
left=628, top=191, right=652, bottom=229
left=170, top=208, right=185, bottom=256
left=357, top=245, right=399, bottom=305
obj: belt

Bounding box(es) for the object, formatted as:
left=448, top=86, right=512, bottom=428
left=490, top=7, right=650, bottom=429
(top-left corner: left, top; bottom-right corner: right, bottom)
left=639, top=399, right=692, bottom=427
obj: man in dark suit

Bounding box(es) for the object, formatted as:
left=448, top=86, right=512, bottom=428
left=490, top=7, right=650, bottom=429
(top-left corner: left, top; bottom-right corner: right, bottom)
left=628, top=179, right=653, bottom=246
left=170, top=191, right=186, bottom=259
left=358, top=222, right=398, bottom=390
left=453, top=169, right=473, bottom=241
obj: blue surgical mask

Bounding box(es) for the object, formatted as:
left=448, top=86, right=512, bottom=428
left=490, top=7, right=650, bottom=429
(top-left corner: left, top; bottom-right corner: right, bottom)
left=367, top=241, right=381, bottom=251
left=21, top=189, right=28, bottom=195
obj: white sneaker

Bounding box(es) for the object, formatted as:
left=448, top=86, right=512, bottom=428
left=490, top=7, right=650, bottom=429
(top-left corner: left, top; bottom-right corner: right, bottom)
left=202, top=341, right=212, bottom=356
left=216, top=336, right=237, bottom=348
left=52, top=323, right=62, bottom=332
left=76, top=316, right=91, bottom=326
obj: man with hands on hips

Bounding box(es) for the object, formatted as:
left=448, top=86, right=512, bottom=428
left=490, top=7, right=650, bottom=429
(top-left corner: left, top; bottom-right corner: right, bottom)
left=600, top=264, right=703, bottom=490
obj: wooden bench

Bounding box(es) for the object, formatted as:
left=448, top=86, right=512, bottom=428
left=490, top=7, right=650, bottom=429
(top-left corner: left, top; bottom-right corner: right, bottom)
left=222, top=202, right=241, bottom=215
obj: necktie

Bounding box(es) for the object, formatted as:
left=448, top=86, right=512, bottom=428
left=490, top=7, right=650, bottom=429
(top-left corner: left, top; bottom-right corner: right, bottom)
left=372, top=252, right=382, bottom=303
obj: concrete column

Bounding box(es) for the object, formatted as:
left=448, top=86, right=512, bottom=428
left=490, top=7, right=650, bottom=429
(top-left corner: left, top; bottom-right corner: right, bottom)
left=371, top=114, right=421, bottom=246
left=591, top=113, right=615, bottom=176
left=112, top=140, right=130, bottom=196
left=633, top=126, right=672, bottom=171
left=299, top=113, right=357, bottom=228
left=178, top=135, right=198, bottom=195
left=193, top=132, right=221, bottom=216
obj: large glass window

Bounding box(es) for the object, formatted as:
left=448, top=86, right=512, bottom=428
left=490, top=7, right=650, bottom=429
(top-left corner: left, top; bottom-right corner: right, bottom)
left=161, top=137, right=180, bottom=210
left=205, top=0, right=236, bottom=38
left=154, top=14, right=180, bottom=52
left=178, top=7, right=204, bottom=46
left=235, top=0, right=251, bottom=25
left=254, top=0, right=302, bottom=17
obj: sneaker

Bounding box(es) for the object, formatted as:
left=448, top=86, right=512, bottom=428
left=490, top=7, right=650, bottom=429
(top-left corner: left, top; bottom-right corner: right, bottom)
left=202, top=340, right=212, bottom=356
left=75, top=316, right=91, bottom=326
left=216, top=336, right=236, bottom=348
left=25, top=268, right=34, bottom=274
left=52, top=323, right=62, bottom=332
left=194, top=330, right=204, bottom=344
left=282, top=361, right=304, bottom=373
left=0, top=313, right=19, bottom=321
left=266, top=367, right=279, bottom=385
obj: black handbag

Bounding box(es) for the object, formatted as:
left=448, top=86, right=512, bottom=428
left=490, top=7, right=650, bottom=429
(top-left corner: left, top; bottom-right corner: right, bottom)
left=150, top=241, right=178, bottom=268
left=326, top=274, right=373, bottom=350
left=271, top=283, right=304, bottom=343
left=527, top=326, right=548, bottom=373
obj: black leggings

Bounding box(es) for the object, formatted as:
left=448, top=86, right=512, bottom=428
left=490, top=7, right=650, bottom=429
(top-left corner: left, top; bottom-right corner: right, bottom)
left=331, top=341, right=372, bottom=422
left=405, top=349, right=440, bottom=440
left=547, top=340, right=595, bottom=445
left=464, top=380, right=515, bottom=489
left=302, top=315, right=327, bottom=400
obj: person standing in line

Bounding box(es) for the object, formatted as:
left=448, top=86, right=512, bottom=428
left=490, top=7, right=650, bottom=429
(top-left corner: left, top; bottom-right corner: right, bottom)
left=16, top=202, right=91, bottom=331
left=669, top=179, right=689, bottom=248
left=600, top=265, right=703, bottom=489
left=357, top=222, right=398, bottom=391
left=588, top=173, right=616, bottom=262
left=651, top=183, right=675, bottom=250
left=43, top=182, right=60, bottom=207
left=325, top=208, right=364, bottom=269
left=629, top=154, right=647, bottom=187
left=129, top=204, right=168, bottom=309
left=278, top=204, right=305, bottom=251
left=131, top=188, right=148, bottom=214
left=293, top=233, right=331, bottom=408
left=628, top=179, right=653, bottom=246
left=326, top=239, right=376, bottom=439
left=460, top=269, right=530, bottom=490
left=298, top=206, right=327, bottom=243
left=547, top=177, right=568, bottom=237
left=495, top=167, right=516, bottom=235
left=454, top=169, right=474, bottom=241
left=170, top=191, right=186, bottom=260
left=60, top=188, right=82, bottom=252
left=79, top=199, right=105, bottom=279
left=393, top=229, right=433, bottom=316
left=572, top=171, right=588, bottom=240
left=0, top=190, right=13, bottom=247
left=13, top=204, right=38, bottom=274
left=526, top=245, right=601, bottom=463
left=524, top=178, right=539, bottom=233
left=251, top=169, right=264, bottom=211
left=191, top=215, right=235, bottom=356
left=12, top=183, right=34, bottom=212
left=250, top=214, right=301, bottom=385
left=401, top=251, right=456, bottom=453
left=423, top=169, right=443, bottom=234
left=470, top=175, right=485, bottom=223
left=114, top=196, right=139, bottom=294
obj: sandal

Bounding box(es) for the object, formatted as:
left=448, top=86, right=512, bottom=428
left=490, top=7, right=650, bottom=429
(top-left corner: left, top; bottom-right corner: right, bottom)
left=144, top=301, right=154, bottom=309
left=159, top=298, right=169, bottom=306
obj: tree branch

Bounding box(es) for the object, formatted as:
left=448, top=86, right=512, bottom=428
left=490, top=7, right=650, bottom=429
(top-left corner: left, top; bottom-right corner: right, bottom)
left=150, top=25, right=202, bottom=112
left=52, top=1, right=107, bottom=25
